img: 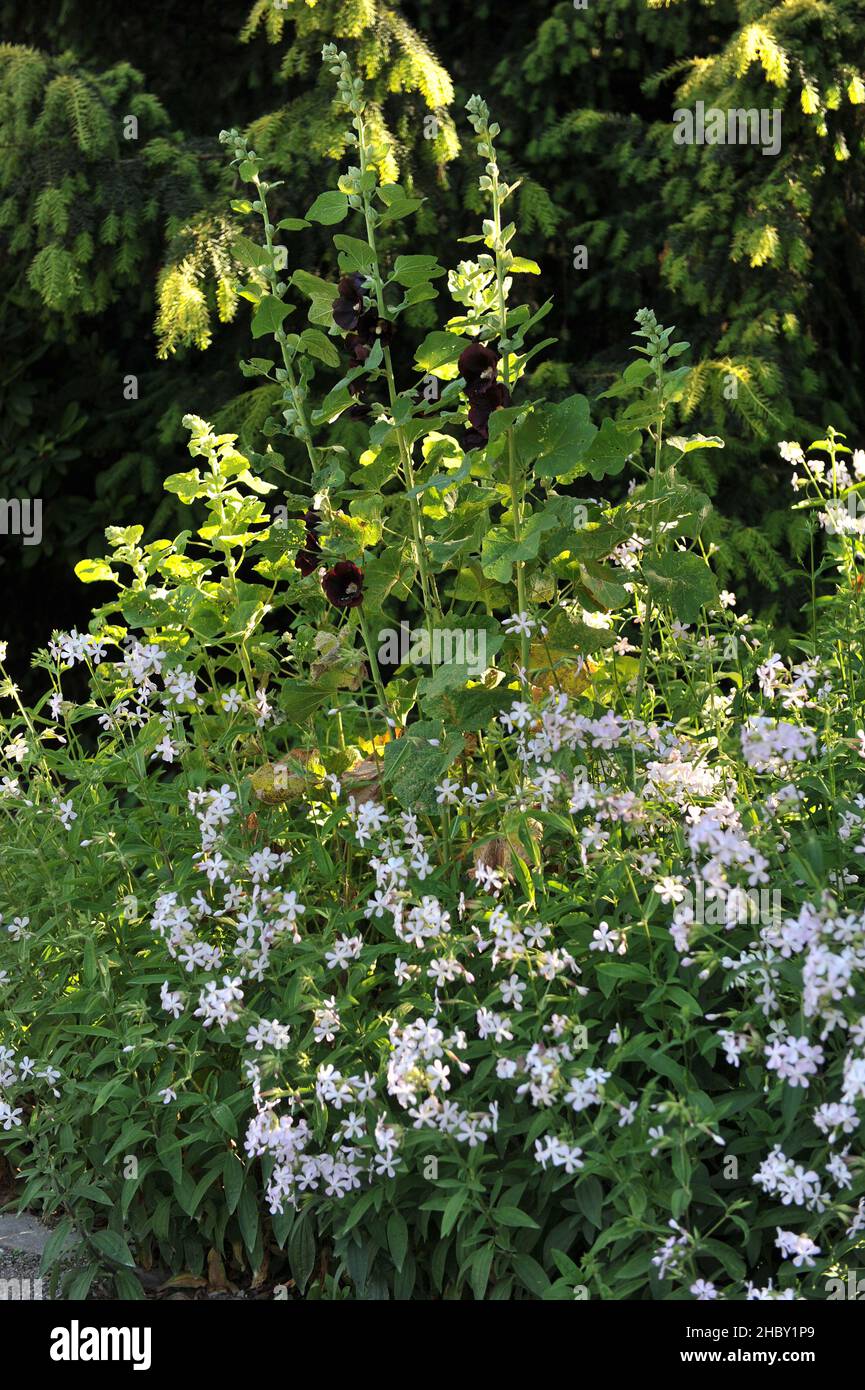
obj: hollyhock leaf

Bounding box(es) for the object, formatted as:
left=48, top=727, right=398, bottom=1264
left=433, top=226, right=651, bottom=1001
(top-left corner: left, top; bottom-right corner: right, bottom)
left=580, top=417, right=642, bottom=479
left=577, top=559, right=629, bottom=611
left=417, top=662, right=476, bottom=696
left=517, top=395, right=597, bottom=479
left=428, top=685, right=512, bottom=730
left=642, top=551, right=717, bottom=623
left=627, top=474, right=712, bottom=540
left=400, top=283, right=439, bottom=307
left=362, top=543, right=415, bottom=609
left=74, top=558, right=115, bottom=584
left=334, top=234, right=376, bottom=272
left=545, top=608, right=617, bottom=654
left=238, top=357, right=276, bottom=378
left=414, top=331, right=467, bottom=380
left=480, top=527, right=520, bottom=583
left=299, top=328, right=341, bottom=369
left=277, top=681, right=331, bottom=725
left=566, top=518, right=631, bottom=562
left=377, top=184, right=424, bottom=223
left=390, top=254, right=446, bottom=286
left=598, top=358, right=654, bottom=399
left=232, top=235, right=270, bottom=268
left=487, top=405, right=525, bottom=443
left=666, top=434, right=725, bottom=453
left=251, top=294, right=293, bottom=339
left=292, top=270, right=339, bottom=327
left=163, top=469, right=204, bottom=503
left=305, top=190, right=349, bottom=225
left=383, top=730, right=463, bottom=810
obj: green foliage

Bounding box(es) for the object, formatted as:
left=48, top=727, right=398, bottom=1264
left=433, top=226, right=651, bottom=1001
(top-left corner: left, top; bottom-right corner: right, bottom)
left=4, top=54, right=865, bottom=1306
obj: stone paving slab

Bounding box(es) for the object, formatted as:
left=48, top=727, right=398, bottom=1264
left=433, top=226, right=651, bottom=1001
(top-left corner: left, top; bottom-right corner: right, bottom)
left=0, top=1212, right=53, bottom=1254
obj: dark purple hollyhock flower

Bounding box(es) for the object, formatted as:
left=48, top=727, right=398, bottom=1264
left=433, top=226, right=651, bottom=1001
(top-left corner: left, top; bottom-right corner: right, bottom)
left=332, top=274, right=365, bottom=331
left=464, top=381, right=511, bottom=448
left=354, top=308, right=394, bottom=352
left=346, top=332, right=372, bottom=368
left=347, top=380, right=371, bottom=420
left=321, top=560, right=364, bottom=610
left=458, top=342, right=499, bottom=394
left=294, top=508, right=321, bottom=577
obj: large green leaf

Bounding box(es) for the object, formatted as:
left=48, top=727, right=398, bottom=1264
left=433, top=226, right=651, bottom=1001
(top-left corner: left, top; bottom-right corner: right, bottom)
left=581, top=416, right=641, bottom=480
left=304, top=190, right=349, bottom=225
left=383, top=726, right=463, bottom=810
left=251, top=294, right=292, bottom=339
left=642, top=551, right=717, bottom=623
left=518, top=395, right=596, bottom=479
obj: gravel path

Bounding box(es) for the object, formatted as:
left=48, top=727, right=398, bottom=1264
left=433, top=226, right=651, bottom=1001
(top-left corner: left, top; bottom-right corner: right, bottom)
left=0, top=1213, right=54, bottom=1299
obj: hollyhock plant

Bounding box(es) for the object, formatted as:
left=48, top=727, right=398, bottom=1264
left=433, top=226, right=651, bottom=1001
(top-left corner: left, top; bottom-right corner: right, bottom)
left=1, top=48, right=865, bottom=1309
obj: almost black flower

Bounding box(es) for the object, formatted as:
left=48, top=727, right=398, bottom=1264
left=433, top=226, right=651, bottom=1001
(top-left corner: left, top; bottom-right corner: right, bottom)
left=332, top=274, right=365, bottom=332
left=458, top=342, right=499, bottom=397
left=347, top=380, right=371, bottom=420
left=354, top=308, right=394, bottom=352
left=464, top=381, right=511, bottom=449
left=345, top=332, right=372, bottom=368
left=321, top=560, right=364, bottom=609
left=294, top=508, right=321, bottom=577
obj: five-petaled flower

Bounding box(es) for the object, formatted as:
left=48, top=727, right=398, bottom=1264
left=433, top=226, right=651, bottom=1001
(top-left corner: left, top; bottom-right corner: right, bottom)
left=321, top=560, right=364, bottom=609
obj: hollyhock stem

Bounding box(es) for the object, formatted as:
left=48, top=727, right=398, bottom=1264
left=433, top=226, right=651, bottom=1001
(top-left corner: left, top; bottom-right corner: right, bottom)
left=355, top=114, right=442, bottom=649
left=254, top=177, right=319, bottom=472
left=359, top=608, right=390, bottom=717
left=490, top=156, right=529, bottom=679
left=632, top=368, right=664, bottom=723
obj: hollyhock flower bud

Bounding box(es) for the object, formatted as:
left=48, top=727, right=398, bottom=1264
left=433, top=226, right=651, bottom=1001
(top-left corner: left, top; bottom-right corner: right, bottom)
left=294, top=509, right=321, bottom=577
